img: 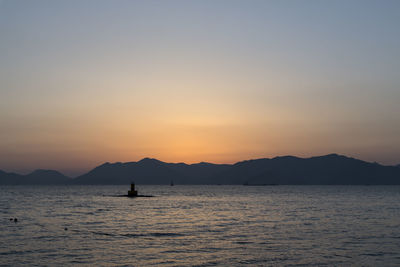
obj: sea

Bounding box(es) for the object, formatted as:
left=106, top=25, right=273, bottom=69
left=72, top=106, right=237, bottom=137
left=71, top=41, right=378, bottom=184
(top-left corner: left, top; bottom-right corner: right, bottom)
left=1, top=185, right=400, bottom=266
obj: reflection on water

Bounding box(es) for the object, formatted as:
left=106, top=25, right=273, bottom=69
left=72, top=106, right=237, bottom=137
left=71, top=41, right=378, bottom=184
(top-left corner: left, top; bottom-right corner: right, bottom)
left=1, top=185, right=400, bottom=266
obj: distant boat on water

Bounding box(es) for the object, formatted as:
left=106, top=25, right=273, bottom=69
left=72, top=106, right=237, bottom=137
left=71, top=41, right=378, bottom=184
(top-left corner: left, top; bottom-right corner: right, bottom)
left=170, top=180, right=174, bottom=186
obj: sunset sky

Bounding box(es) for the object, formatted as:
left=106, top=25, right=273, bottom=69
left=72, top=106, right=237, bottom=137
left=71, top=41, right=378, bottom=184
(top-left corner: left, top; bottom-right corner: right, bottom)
left=1, top=0, right=400, bottom=176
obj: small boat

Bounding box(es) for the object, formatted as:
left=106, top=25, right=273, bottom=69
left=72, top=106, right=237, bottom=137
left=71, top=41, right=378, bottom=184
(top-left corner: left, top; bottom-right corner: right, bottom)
left=170, top=180, right=174, bottom=186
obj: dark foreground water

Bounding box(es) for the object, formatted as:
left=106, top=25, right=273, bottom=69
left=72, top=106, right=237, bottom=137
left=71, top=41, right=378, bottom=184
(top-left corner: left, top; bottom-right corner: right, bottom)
left=1, top=185, right=400, bottom=266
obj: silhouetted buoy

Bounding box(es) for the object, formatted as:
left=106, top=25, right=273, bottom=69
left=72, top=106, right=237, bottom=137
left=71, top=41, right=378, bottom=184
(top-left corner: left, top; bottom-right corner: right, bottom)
left=14, top=218, right=18, bottom=222
left=9, top=218, right=13, bottom=221
left=122, top=182, right=153, bottom=197
left=128, top=182, right=138, bottom=197
left=64, top=227, right=68, bottom=231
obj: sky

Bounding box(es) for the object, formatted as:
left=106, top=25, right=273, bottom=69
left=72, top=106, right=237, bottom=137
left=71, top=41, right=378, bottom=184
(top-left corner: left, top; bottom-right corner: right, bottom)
left=1, top=0, right=400, bottom=176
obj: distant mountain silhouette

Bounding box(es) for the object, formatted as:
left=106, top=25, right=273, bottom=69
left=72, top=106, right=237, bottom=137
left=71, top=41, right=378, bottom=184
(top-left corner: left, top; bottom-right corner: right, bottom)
left=72, top=157, right=231, bottom=185
left=0, top=170, right=21, bottom=185
left=0, top=169, right=70, bottom=185
left=72, top=154, right=400, bottom=185
left=219, top=154, right=400, bottom=185
left=71, top=158, right=184, bottom=185
left=1, top=154, right=400, bottom=185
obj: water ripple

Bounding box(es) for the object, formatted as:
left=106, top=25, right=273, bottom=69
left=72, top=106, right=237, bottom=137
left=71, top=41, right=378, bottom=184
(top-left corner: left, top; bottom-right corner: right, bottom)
left=0, top=185, right=400, bottom=266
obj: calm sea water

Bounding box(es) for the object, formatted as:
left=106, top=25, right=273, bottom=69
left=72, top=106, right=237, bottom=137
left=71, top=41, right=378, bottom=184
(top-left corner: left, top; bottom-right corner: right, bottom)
left=1, top=185, right=400, bottom=266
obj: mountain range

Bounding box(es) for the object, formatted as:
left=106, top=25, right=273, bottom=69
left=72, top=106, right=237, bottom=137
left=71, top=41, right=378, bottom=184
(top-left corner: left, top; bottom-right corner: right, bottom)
left=1, top=154, right=399, bottom=185
left=0, top=169, right=70, bottom=185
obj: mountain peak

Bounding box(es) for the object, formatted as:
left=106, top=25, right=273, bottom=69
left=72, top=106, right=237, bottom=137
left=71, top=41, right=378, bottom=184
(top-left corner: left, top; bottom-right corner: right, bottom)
left=193, top=162, right=212, bottom=166
left=326, top=153, right=342, bottom=157
left=272, top=155, right=300, bottom=160
left=138, top=157, right=162, bottom=164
